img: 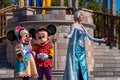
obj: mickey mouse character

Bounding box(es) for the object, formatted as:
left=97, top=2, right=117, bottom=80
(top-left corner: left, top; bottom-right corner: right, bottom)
left=7, top=26, right=38, bottom=80
left=32, top=26, right=56, bottom=80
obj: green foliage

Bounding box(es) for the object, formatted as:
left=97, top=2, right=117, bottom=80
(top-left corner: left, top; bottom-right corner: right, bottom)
left=116, top=21, right=120, bottom=49
left=79, top=0, right=87, bottom=8
left=51, top=0, right=68, bottom=6
left=64, top=0, right=67, bottom=6
left=0, top=0, right=11, bottom=9
left=51, top=0, right=59, bottom=6
left=78, top=0, right=102, bottom=11
left=78, top=0, right=103, bottom=31
left=86, top=1, right=102, bottom=12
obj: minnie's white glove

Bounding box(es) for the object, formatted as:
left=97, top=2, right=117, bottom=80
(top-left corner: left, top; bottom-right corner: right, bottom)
left=21, top=49, right=27, bottom=55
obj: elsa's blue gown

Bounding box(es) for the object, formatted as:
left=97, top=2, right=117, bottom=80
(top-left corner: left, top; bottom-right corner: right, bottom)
left=63, top=25, right=103, bottom=80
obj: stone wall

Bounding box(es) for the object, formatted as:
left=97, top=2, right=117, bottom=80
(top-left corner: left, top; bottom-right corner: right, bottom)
left=6, top=7, right=95, bottom=76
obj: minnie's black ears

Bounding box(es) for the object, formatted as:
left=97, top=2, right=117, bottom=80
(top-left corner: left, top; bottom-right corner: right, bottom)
left=29, top=28, right=36, bottom=39
left=7, top=30, right=17, bottom=41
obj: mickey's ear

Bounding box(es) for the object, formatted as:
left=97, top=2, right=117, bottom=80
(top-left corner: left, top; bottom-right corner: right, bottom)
left=47, top=25, right=56, bottom=35
left=7, top=30, right=16, bottom=41
left=29, top=28, right=36, bottom=39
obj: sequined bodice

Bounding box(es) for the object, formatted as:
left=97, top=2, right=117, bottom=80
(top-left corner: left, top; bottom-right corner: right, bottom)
left=76, top=29, right=86, bottom=47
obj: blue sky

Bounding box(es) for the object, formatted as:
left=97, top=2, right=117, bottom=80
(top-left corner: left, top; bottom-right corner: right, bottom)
left=108, top=0, right=120, bottom=11
left=116, top=0, right=120, bottom=11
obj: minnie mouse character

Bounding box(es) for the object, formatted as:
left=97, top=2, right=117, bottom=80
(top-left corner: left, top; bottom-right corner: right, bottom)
left=32, top=26, right=56, bottom=80
left=7, top=26, right=38, bottom=80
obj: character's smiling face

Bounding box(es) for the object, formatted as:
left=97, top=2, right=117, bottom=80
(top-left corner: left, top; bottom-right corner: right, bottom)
left=35, top=27, right=51, bottom=46
left=36, top=30, right=48, bottom=45
left=20, top=29, right=32, bottom=43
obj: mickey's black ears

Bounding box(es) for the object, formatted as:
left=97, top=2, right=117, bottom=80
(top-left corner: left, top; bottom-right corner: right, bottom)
left=47, top=25, right=56, bottom=35
left=7, top=30, right=17, bottom=41
left=29, top=25, right=57, bottom=39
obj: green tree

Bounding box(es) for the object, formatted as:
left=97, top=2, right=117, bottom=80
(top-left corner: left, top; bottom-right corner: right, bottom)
left=79, top=0, right=87, bottom=8
left=64, top=0, right=67, bottom=6
left=86, top=1, right=102, bottom=12
left=0, top=0, right=11, bottom=9
left=86, top=1, right=103, bottom=37
left=78, top=0, right=100, bottom=8
left=51, top=0, right=59, bottom=6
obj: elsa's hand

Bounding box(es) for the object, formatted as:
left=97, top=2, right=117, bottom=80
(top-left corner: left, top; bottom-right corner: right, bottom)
left=102, top=37, right=108, bottom=42
left=63, top=34, right=67, bottom=39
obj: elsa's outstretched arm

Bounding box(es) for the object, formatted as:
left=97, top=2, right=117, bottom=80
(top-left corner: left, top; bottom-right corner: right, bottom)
left=86, top=31, right=103, bottom=42
left=65, top=26, right=75, bottom=39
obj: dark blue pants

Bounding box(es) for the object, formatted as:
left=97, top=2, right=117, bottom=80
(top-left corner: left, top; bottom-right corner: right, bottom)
left=37, top=66, right=52, bottom=80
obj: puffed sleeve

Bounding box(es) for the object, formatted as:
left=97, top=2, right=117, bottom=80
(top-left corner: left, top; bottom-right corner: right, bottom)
left=48, top=44, right=54, bottom=59
left=15, top=43, right=24, bottom=61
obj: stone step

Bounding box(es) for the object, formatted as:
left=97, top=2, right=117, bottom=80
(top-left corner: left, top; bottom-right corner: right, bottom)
left=0, top=49, right=6, bottom=52
left=52, top=70, right=64, bottom=75
left=0, top=52, right=7, bottom=58
left=94, top=52, right=120, bottom=56
left=95, top=59, right=120, bottom=64
left=94, top=45, right=118, bottom=50
left=1, top=77, right=120, bottom=80
left=0, top=50, right=6, bottom=52
left=0, top=60, right=10, bottom=64
left=95, top=63, right=120, bottom=67
left=91, top=71, right=120, bottom=77
left=0, top=52, right=6, bottom=55
left=0, top=69, right=13, bottom=74
left=0, top=59, right=12, bottom=68
left=93, top=43, right=118, bottom=49
left=1, top=68, right=120, bottom=80
left=0, top=45, right=6, bottom=49
left=0, top=69, right=14, bottom=78
left=94, top=45, right=110, bottom=49
left=94, top=49, right=120, bottom=54
left=0, top=75, right=63, bottom=80
left=90, top=77, right=120, bottom=80
left=0, top=55, right=7, bottom=60
left=0, top=69, right=64, bottom=75
left=0, top=69, right=64, bottom=79
left=94, top=67, right=120, bottom=71
left=0, top=78, right=15, bottom=80
left=92, top=43, right=120, bottom=78
left=94, top=55, right=120, bottom=59
left=94, top=43, right=107, bottom=46
left=0, top=63, right=11, bottom=68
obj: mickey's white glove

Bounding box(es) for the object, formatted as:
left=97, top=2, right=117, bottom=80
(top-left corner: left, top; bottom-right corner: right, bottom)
left=36, top=53, right=43, bottom=59
left=42, top=54, right=48, bottom=60
left=37, top=53, right=48, bottom=60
